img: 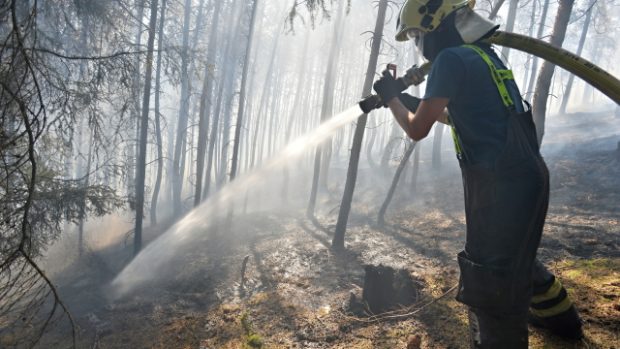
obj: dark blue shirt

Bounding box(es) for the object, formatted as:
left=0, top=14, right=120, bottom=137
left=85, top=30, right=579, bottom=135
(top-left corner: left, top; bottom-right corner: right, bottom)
left=424, top=44, right=524, bottom=165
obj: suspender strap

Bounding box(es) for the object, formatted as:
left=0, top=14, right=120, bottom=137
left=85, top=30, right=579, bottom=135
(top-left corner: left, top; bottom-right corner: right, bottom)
left=450, top=120, right=464, bottom=160
left=449, top=44, right=517, bottom=160
left=462, top=44, right=515, bottom=108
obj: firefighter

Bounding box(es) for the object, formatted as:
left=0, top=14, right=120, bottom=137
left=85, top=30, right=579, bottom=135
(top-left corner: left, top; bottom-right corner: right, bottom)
left=372, top=0, right=583, bottom=347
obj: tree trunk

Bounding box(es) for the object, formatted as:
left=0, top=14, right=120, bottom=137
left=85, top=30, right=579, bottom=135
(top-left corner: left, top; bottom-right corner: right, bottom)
left=307, top=0, right=346, bottom=216
left=129, top=0, right=146, bottom=206
left=431, top=123, right=444, bottom=171
left=521, top=0, right=538, bottom=89
left=204, top=2, right=243, bottom=197
left=488, top=0, right=506, bottom=20
left=378, top=141, right=416, bottom=226
left=134, top=0, right=159, bottom=256
left=410, top=141, right=421, bottom=192
left=171, top=0, right=192, bottom=218
left=581, top=38, right=601, bottom=104
left=216, top=5, right=246, bottom=190
left=150, top=0, right=167, bottom=225
left=194, top=0, right=222, bottom=206
left=559, top=0, right=593, bottom=114
left=333, top=0, right=388, bottom=250
left=319, top=0, right=346, bottom=189
left=230, top=0, right=259, bottom=182
left=282, top=33, right=311, bottom=200
left=526, top=0, right=551, bottom=100
left=249, top=32, right=281, bottom=169
left=532, top=0, right=575, bottom=146
left=501, top=0, right=520, bottom=60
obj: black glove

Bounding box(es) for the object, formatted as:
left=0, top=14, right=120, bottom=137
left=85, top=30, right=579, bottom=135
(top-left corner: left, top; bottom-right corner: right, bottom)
left=373, top=70, right=407, bottom=106
left=398, top=93, right=422, bottom=113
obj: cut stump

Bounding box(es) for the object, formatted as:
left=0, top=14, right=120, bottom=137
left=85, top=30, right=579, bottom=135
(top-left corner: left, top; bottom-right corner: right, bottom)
left=355, top=265, right=419, bottom=314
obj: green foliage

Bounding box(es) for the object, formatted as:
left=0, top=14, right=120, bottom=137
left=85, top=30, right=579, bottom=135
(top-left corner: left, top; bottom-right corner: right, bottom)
left=240, top=312, right=264, bottom=348
left=246, top=334, right=264, bottom=348
left=240, top=312, right=252, bottom=334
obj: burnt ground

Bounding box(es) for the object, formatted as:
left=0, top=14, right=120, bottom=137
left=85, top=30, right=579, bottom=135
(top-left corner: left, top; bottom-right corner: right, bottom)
left=17, top=111, right=620, bottom=349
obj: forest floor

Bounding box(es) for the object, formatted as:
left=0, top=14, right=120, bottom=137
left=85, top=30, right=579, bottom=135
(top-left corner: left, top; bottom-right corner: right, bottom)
left=32, top=111, right=620, bottom=349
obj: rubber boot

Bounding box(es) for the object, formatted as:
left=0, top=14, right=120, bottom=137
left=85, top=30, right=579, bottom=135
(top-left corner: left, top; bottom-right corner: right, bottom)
left=530, top=262, right=583, bottom=340
left=528, top=304, right=583, bottom=339
left=468, top=308, right=528, bottom=349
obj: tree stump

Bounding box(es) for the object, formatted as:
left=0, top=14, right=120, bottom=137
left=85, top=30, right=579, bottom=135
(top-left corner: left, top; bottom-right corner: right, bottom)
left=359, top=265, right=419, bottom=314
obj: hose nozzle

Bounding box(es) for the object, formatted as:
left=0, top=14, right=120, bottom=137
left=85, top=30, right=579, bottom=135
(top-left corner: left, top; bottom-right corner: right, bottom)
left=358, top=62, right=431, bottom=114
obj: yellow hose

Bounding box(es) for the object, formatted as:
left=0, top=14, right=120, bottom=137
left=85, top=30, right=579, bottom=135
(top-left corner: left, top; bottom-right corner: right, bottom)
left=485, top=31, right=620, bottom=104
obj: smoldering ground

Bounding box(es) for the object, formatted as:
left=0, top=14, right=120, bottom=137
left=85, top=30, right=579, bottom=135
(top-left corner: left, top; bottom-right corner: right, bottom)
left=27, top=105, right=619, bottom=348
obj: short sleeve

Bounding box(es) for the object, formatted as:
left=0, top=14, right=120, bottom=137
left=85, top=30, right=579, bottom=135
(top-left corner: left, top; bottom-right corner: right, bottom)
left=424, top=49, right=465, bottom=100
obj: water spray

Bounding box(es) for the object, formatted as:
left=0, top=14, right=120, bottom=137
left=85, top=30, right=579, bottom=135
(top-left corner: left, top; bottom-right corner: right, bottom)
left=359, top=30, right=620, bottom=114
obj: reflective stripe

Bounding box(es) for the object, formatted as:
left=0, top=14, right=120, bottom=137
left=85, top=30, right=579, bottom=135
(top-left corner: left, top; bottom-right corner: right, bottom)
left=531, top=279, right=563, bottom=304
left=530, top=279, right=575, bottom=318
left=531, top=287, right=568, bottom=310
left=530, top=296, right=573, bottom=318
left=448, top=116, right=464, bottom=158
left=498, top=70, right=514, bottom=81
left=462, top=44, right=515, bottom=107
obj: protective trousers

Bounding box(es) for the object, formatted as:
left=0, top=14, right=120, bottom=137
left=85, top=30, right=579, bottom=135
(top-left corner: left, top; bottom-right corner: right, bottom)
left=450, top=44, right=553, bottom=348
left=456, top=104, right=547, bottom=349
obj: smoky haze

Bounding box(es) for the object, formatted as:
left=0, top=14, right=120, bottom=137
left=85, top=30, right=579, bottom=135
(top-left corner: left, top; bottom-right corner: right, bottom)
left=1, top=0, right=618, bottom=347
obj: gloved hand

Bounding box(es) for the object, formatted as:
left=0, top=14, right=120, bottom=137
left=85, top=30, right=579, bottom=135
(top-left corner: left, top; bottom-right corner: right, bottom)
left=398, top=93, right=422, bottom=113
left=373, top=70, right=407, bottom=106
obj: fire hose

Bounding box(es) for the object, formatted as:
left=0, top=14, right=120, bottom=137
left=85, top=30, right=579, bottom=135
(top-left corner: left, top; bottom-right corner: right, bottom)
left=359, top=30, right=620, bottom=113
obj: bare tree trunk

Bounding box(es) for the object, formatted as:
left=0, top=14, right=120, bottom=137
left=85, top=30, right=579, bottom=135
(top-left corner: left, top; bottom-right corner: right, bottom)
left=559, top=0, right=593, bottom=114
left=134, top=0, right=159, bottom=255
left=521, top=0, right=538, bottom=89
left=150, top=0, right=167, bottom=225
left=307, top=0, right=346, bottom=216
left=205, top=2, right=243, bottom=197
left=431, top=123, right=444, bottom=171
left=501, top=0, right=520, bottom=59
left=194, top=0, right=222, bottom=206
left=333, top=0, right=388, bottom=250
left=532, top=0, right=575, bottom=146
left=365, top=115, right=378, bottom=171
left=319, top=0, right=346, bottom=189
left=129, top=0, right=146, bottom=207
left=217, top=5, right=246, bottom=190
left=526, top=0, right=551, bottom=100
left=282, top=33, right=311, bottom=200
left=204, top=80, right=226, bottom=197
left=410, top=141, right=421, bottom=191
left=378, top=141, right=416, bottom=226
left=488, top=0, right=506, bottom=20
left=581, top=38, right=601, bottom=104
left=249, top=32, right=280, bottom=169
left=230, top=0, right=259, bottom=182
left=171, top=0, right=192, bottom=218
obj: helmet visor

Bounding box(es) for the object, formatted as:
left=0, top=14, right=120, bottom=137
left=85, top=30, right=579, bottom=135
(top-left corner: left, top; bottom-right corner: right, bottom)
left=406, top=28, right=423, bottom=42
left=407, top=29, right=425, bottom=54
